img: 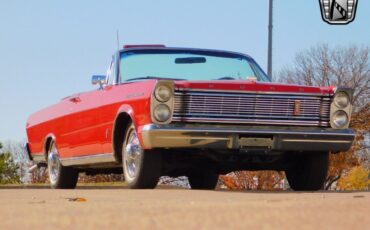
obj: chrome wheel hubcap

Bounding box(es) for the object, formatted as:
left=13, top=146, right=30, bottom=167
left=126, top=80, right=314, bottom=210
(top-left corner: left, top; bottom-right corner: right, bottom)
left=48, top=144, right=60, bottom=185
left=124, top=130, right=142, bottom=180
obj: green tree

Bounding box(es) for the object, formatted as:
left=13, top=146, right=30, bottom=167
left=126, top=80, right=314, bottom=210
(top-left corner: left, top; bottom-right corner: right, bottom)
left=0, top=142, right=21, bottom=184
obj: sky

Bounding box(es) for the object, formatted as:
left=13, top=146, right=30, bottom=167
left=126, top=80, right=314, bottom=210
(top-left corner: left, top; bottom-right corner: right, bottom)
left=0, top=0, right=369, bottom=141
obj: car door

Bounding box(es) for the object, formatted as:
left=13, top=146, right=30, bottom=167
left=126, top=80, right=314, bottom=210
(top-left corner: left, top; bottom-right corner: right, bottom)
left=63, top=90, right=105, bottom=158
left=60, top=59, right=117, bottom=158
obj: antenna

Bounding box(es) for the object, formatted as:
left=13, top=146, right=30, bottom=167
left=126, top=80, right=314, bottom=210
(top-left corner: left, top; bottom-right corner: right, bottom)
left=267, top=0, right=273, bottom=79
left=116, top=30, right=120, bottom=50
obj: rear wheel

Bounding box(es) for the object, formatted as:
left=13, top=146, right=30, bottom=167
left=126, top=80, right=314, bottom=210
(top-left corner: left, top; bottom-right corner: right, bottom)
left=285, top=152, right=329, bottom=191
left=47, top=141, right=78, bottom=189
left=122, top=123, right=162, bottom=189
left=187, top=170, right=219, bottom=190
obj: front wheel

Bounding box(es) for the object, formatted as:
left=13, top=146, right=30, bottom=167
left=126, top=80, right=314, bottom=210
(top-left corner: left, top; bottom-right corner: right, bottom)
left=285, top=152, right=329, bottom=191
left=47, top=141, right=78, bottom=189
left=122, top=123, right=162, bottom=189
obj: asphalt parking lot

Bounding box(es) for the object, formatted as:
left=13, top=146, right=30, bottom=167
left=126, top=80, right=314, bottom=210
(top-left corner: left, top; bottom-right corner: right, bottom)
left=0, top=186, right=368, bottom=230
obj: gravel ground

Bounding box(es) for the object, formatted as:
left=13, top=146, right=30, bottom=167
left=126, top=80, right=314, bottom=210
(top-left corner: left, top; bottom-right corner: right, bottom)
left=0, top=186, right=368, bottom=230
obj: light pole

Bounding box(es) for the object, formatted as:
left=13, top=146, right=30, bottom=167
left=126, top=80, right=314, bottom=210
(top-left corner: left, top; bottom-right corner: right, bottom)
left=267, top=0, right=273, bottom=79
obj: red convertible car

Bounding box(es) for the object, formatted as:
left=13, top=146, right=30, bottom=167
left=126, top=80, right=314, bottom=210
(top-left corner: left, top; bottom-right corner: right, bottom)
left=25, top=45, right=355, bottom=190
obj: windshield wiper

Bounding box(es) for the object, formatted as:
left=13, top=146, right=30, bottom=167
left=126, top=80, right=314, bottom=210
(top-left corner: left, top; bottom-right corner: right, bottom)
left=125, top=76, right=185, bottom=81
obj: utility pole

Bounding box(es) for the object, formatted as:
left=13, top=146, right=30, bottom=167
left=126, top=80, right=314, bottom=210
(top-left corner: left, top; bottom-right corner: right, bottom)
left=267, top=0, right=273, bottom=79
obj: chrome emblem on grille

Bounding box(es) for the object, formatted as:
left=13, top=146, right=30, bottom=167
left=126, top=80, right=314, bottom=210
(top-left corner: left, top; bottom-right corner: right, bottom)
left=319, top=0, right=358, bottom=25
left=294, top=100, right=301, bottom=116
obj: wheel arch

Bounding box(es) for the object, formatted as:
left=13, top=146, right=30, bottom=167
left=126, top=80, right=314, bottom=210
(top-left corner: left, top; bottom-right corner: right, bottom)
left=112, top=105, right=136, bottom=163
left=43, top=133, right=56, bottom=161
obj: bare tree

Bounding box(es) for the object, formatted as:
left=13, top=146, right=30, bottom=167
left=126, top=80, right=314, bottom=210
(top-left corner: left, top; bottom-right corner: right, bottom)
left=279, top=44, right=370, bottom=110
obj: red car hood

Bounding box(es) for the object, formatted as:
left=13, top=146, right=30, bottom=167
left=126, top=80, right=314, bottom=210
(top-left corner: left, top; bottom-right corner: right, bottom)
left=174, top=80, right=335, bottom=95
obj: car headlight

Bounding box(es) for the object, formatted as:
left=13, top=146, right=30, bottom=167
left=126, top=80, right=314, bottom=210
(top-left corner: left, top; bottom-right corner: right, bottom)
left=334, top=91, right=350, bottom=108
left=151, top=81, right=174, bottom=124
left=332, top=110, right=348, bottom=128
left=153, top=104, right=171, bottom=122
left=155, top=85, right=172, bottom=102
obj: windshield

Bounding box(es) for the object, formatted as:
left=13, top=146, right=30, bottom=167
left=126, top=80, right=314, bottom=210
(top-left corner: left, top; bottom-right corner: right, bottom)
left=120, top=49, right=270, bottom=82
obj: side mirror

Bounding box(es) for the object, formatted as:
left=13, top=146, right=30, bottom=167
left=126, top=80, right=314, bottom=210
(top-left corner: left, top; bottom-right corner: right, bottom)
left=91, top=75, right=107, bottom=89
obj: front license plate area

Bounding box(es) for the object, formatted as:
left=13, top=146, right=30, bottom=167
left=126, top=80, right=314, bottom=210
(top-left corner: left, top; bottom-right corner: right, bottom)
left=239, top=138, right=273, bottom=149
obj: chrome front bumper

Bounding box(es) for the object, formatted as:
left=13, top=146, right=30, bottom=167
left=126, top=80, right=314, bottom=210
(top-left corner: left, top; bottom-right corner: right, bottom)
left=140, top=124, right=355, bottom=152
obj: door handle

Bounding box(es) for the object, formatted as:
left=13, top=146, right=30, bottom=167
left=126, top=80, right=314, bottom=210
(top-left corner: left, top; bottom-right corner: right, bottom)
left=69, top=96, right=81, bottom=103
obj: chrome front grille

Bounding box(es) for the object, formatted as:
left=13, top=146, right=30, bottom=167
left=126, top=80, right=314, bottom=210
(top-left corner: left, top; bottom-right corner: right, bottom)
left=173, top=90, right=332, bottom=127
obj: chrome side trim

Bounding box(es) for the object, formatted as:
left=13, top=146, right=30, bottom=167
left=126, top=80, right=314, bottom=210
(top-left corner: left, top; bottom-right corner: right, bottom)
left=60, top=153, right=116, bottom=166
